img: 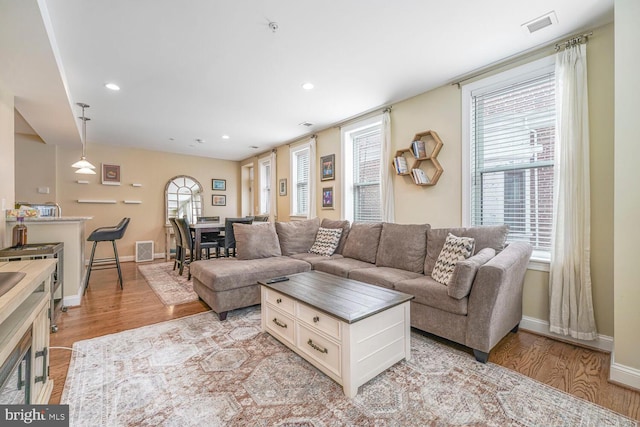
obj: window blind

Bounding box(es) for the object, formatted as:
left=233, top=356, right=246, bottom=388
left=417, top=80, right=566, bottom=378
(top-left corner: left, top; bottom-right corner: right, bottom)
left=470, top=71, right=555, bottom=252
left=353, top=127, right=382, bottom=222
left=294, top=149, right=310, bottom=215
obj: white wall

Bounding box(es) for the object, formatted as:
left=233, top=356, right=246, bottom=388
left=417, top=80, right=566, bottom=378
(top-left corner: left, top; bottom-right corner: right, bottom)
left=0, top=85, right=15, bottom=245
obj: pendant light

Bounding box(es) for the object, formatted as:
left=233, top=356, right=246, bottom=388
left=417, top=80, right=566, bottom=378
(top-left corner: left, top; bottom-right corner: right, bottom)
left=72, top=102, right=96, bottom=174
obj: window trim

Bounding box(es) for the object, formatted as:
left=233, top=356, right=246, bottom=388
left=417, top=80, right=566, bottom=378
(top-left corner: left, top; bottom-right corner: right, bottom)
left=258, top=156, right=271, bottom=215
left=461, top=55, right=555, bottom=264
left=340, top=115, right=383, bottom=223
left=290, top=142, right=311, bottom=218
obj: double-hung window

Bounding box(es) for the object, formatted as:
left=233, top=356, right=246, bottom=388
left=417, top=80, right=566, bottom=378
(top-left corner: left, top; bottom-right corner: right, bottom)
left=462, top=54, right=556, bottom=260
left=291, top=144, right=310, bottom=217
left=341, top=116, right=383, bottom=223
left=463, top=56, right=555, bottom=260
left=259, top=157, right=271, bottom=215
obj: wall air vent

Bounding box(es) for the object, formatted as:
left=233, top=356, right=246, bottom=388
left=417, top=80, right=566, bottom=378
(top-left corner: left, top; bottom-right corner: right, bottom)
left=522, top=11, right=557, bottom=34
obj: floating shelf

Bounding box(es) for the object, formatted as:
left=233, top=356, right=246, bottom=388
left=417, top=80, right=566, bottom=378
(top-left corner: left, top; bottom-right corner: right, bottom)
left=395, top=130, right=444, bottom=186
left=77, top=199, right=117, bottom=204
left=131, top=183, right=142, bottom=187
left=123, top=200, right=142, bottom=204
left=76, top=180, right=89, bottom=184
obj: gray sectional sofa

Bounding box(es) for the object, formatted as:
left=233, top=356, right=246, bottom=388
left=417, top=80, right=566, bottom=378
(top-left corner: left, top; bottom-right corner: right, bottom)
left=190, top=217, right=532, bottom=362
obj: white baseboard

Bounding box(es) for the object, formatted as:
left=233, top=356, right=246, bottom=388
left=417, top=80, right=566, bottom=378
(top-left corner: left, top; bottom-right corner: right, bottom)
left=155, top=252, right=165, bottom=260
left=63, top=285, right=84, bottom=308
left=519, top=316, right=613, bottom=352
left=610, top=358, right=640, bottom=391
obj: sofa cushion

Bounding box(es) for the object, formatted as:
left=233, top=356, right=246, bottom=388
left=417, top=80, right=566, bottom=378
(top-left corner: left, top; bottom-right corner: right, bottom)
left=394, top=276, right=469, bottom=316
left=190, top=257, right=311, bottom=292
left=314, top=257, right=376, bottom=278
left=234, top=222, right=282, bottom=260
left=432, top=233, right=475, bottom=285
left=448, top=248, right=496, bottom=299
left=309, top=227, right=343, bottom=256
left=320, top=218, right=350, bottom=254
left=342, top=222, right=383, bottom=264
left=425, top=225, right=509, bottom=275
left=275, top=218, right=320, bottom=255
left=289, top=252, right=344, bottom=268
left=349, top=267, right=423, bottom=290
left=375, top=223, right=429, bottom=273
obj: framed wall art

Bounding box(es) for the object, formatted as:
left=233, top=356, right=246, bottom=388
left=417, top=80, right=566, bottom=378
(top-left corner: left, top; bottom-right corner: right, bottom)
left=212, top=179, right=226, bottom=191
left=101, top=163, right=121, bottom=185
left=212, top=194, right=226, bottom=206
left=279, top=178, right=287, bottom=196
left=321, top=154, right=335, bottom=181
left=322, top=186, right=334, bottom=209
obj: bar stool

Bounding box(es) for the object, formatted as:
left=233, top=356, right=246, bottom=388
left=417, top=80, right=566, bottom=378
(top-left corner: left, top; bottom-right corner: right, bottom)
left=84, top=218, right=130, bottom=294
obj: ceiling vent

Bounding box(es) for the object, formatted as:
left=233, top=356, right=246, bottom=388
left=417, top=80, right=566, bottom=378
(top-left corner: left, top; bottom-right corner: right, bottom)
left=299, top=122, right=313, bottom=127
left=522, top=11, right=558, bottom=34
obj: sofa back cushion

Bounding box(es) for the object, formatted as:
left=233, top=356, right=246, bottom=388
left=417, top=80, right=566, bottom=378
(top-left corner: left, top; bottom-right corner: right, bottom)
left=320, top=218, right=350, bottom=254
left=425, top=225, right=508, bottom=275
left=447, top=248, right=495, bottom=299
left=275, top=217, right=320, bottom=255
left=375, top=223, right=429, bottom=273
left=342, top=222, right=383, bottom=264
left=234, top=222, right=282, bottom=260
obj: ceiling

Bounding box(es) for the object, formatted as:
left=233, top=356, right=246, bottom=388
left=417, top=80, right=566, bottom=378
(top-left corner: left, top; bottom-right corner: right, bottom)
left=0, top=0, right=613, bottom=161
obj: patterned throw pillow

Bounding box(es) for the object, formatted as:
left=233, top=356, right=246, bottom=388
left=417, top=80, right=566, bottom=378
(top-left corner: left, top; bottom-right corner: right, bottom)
left=309, top=227, right=343, bottom=256
left=432, top=233, right=475, bottom=285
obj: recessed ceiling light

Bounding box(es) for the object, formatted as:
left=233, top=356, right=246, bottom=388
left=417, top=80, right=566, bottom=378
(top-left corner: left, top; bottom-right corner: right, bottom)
left=104, top=83, right=120, bottom=91
left=299, top=121, right=313, bottom=127
left=302, top=82, right=314, bottom=90
left=222, top=135, right=230, bottom=139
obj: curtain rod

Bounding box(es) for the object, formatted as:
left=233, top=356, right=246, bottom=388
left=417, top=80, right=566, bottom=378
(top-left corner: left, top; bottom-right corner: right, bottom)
left=450, top=29, right=597, bottom=87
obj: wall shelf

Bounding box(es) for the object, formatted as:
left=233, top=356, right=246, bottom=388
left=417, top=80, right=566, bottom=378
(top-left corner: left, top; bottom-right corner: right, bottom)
left=77, top=200, right=117, bottom=204
left=76, top=180, right=89, bottom=184
left=394, top=130, right=444, bottom=186
left=131, top=183, right=142, bottom=187
left=123, top=200, right=142, bottom=204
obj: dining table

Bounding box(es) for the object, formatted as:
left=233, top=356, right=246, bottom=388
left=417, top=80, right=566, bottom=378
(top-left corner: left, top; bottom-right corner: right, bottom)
left=189, top=222, right=224, bottom=260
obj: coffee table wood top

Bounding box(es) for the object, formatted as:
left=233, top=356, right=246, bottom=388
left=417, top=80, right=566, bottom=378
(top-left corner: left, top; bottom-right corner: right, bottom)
left=259, top=271, right=413, bottom=324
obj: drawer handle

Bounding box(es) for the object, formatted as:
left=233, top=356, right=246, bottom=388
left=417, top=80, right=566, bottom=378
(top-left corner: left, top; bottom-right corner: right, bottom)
left=34, top=347, right=48, bottom=384
left=313, top=316, right=320, bottom=323
left=276, top=298, right=282, bottom=304
left=272, top=318, right=287, bottom=328
left=307, top=339, right=328, bottom=354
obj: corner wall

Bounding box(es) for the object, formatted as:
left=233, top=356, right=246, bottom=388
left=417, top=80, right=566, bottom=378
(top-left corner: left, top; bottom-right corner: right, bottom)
left=0, top=84, right=14, bottom=246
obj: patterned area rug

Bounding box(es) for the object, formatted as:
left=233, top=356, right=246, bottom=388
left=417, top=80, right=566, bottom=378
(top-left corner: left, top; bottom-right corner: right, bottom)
left=137, top=262, right=198, bottom=305
left=61, top=307, right=636, bottom=426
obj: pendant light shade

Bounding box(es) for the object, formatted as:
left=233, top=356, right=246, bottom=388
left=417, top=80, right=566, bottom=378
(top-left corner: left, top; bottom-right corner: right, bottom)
left=72, top=103, right=96, bottom=172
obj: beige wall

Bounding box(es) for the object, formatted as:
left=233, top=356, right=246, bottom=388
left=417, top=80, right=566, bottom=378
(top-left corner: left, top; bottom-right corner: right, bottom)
left=614, top=0, right=640, bottom=372
left=15, top=133, right=56, bottom=204
left=248, top=23, right=615, bottom=338
left=52, top=142, right=240, bottom=259
left=0, top=84, right=14, bottom=246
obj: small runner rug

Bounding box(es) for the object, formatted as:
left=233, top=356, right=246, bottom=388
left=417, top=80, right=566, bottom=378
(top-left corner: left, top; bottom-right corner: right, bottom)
left=137, top=262, right=198, bottom=306
left=61, top=306, right=636, bottom=427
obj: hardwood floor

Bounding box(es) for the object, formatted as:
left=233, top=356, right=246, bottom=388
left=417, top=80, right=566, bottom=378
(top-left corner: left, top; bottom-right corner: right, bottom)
left=49, top=261, right=640, bottom=421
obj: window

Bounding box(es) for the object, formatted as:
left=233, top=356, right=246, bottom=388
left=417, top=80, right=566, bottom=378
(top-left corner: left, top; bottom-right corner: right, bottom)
left=259, top=157, right=271, bottom=214
left=291, top=144, right=310, bottom=217
left=341, top=116, right=382, bottom=222
left=463, top=56, right=555, bottom=259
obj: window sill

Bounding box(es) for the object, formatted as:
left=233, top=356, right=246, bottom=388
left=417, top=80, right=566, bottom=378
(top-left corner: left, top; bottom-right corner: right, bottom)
left=528, top=255, right=550, bottom=272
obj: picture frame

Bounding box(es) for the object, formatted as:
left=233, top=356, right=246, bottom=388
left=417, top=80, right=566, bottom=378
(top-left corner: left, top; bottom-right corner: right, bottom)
left=211, top=194, right=226, bottom=206
left=322, top=186, right=334, bottom=209
left=212, top=179, right=226, bottom=191
left=101, top=163, right=121, bottom=185
left=321, top=154, right=335, bottom=181
left=279, top=178, right=287, bottom=196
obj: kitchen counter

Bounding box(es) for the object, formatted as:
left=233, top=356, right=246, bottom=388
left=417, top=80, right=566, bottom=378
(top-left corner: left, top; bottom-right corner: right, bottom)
left=6, top=216, right=92, bottom=223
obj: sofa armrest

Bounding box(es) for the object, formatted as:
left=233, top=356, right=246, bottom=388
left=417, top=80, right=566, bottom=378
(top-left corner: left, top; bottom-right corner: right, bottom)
left=465, top=241, right=533, bottom=353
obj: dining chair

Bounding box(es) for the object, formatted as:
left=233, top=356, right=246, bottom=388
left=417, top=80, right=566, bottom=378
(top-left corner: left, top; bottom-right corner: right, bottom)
left=197, top=216, right=223, bottom=251
left=168, top=218, right=184, bottom=272
left=84, top=217, right=130, bottom=294
left=221, top=217, right=253, bottom=257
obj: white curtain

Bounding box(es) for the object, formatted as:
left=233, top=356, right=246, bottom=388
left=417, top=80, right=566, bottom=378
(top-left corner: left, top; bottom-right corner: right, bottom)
left=380, top=109, right=395, bottom=222
left=549, top=43, right=597, bottom=340
left=308, top=136, right=317, bottom=219
left=269, top=150, right=277, bottom=222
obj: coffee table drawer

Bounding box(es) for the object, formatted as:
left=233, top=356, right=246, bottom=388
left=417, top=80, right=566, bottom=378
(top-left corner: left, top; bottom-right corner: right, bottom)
left=297, top=303, right=341, bottom=340
left=297, top=323, right=341, bottom=378
left=265, top=304, right=295, bottom=345
left=264, top=289, right=295, bottom=315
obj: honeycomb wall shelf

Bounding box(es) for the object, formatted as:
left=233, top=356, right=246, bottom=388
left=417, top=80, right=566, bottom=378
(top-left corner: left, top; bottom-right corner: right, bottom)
left=393, top=130, right=444, bottom=186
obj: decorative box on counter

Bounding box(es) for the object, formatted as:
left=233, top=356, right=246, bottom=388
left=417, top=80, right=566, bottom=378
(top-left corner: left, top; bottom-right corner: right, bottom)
left=5, top=208, right=39, bottom=218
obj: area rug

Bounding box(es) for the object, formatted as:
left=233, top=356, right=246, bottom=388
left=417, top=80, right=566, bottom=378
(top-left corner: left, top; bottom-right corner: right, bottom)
left=137, top=262, right=198, bottom=305
left=61, top=307, right=636, bottom=427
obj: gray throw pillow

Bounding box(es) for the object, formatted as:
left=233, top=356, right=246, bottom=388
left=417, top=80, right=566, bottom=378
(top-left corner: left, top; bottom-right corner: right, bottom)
left=275, top=218, right=320, bottom=255
left=447, top=248, right=495, bottom=299
left=234, top=222, right=282, bottom=260
left=309, top=227, right=343, bottom=256
left=432, top=233, right=475, bottom=285
left=342, top=222, right=383, bottom=264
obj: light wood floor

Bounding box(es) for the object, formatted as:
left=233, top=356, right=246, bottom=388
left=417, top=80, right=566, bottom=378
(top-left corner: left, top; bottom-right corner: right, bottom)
left=49, top=261, right=640, bottom=421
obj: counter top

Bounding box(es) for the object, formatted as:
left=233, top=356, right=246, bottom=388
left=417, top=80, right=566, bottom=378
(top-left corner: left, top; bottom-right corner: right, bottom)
left=6, top=216, right=93, bottom=223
